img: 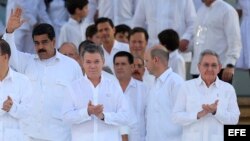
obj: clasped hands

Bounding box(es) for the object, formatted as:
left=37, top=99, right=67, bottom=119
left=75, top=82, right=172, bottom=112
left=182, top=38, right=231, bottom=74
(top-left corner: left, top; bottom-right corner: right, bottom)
left=87, top=101, right=104, bottom=120
left=197, top=100, right=218, bottom=119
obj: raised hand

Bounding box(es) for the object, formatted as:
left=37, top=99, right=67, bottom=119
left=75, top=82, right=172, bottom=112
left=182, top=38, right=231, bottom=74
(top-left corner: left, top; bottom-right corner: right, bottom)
left=2, top=96, right=13, bottom=112
left=6, top=7, right=25, bottom=33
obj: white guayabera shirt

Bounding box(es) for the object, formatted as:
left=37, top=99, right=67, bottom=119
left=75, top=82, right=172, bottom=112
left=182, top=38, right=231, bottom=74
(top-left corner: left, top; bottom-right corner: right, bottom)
left=3, top=33, right=83, bottom=141
left=63, top=74, right=135, bottom=141
left=173, top=77, right=240, bottom=141
left=0, top=68, right=32, bottom=141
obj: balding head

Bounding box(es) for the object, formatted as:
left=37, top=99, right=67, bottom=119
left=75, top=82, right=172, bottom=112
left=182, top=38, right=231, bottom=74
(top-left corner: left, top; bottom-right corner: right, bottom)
left=144, top=46, right=169, bottom=77
left=59, top=42, right=79, bottom=61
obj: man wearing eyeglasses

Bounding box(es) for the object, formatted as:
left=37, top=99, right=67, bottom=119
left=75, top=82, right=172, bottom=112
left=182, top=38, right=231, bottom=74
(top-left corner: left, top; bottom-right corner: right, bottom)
left=173, top=49, right=240, bottom=141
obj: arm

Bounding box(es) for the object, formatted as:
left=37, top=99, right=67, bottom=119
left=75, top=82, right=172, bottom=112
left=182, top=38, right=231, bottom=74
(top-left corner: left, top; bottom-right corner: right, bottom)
left=179, top=0, right=196, bottom=52
left=3, top=8, right=33, bottom=73
left=222, top=8, right=242, bottom=81
left=37, top=0, right=52, bottom=24
left=58, top=25, right=68, bottom=47
left=214, top=86, right=240, bottom=125
left=172, top=84, right=201, bottom=126
left=85, top=0, right=98, bottom=23
left=132, top=0, right=146, bottom=28
left=62, top=86, right=91, bottom=125
left=9, top=77, right=32, bottom=119
left=103, top=86, right=136, bottom=127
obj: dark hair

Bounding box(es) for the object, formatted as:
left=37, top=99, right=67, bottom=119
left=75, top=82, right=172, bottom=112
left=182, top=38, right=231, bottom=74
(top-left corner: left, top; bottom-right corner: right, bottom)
left=65, top=0, right=88, bottom=15
left=115, top=24, right=131, bottom=36
left=0, top=39, right=11, bottom=58
left=113, top=51, right=134, bottom=65
left=158, top=29, right=179, bottom=51
left=78, top=40, right=94, bottom=55
left=128, top=27, right=149, bottom=41
left=85, top=24, right=97, bottom=38
left=80, top=44, right=104, bottom=60
left=95, top=17, right=114, bottom=28
left=32, top=23, right=55, bottom=41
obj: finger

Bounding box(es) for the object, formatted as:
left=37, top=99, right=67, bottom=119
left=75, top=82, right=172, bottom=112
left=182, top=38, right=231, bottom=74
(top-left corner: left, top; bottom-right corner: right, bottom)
left=88, top=100, right=92, bottom=106
left=214, top=100, right=219, bottom=105
left=16, top=7, right=22, bottom=18
left=7, top=96, right=12, bottom=101
left=10, top=9, right=13, bottom=16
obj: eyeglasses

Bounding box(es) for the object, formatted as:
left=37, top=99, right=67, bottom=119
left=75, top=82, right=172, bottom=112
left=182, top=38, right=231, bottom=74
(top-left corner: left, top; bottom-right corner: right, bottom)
left=134, top=64, right=144, bottom=69
left=201, top=63, right=218, bottom=69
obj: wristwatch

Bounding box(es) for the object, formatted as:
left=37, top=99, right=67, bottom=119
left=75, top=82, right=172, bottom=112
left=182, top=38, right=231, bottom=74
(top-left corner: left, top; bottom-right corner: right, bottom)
left=100, top=113, right=105, bottom=121
left=226, top=64, right=234, bottom=68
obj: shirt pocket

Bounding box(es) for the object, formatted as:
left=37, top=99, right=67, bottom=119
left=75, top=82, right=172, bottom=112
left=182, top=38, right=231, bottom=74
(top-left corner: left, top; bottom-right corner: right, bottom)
left=49, top=80, right=69, bottom=119
left=186, top=97, right=201, bottom=112
left=211, top=134, right=223, bottom=141
left=3, top=128, right=25, bottom=141
left=182, top=132, right=201, bottom=141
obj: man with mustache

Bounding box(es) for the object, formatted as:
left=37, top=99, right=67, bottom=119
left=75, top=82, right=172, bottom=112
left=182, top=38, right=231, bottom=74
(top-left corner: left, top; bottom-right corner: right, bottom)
left=3, top=8, right=82, bottom=141
left=132, top=56, right=145, bottom=81
left=128, top=27, right=154, bottom=88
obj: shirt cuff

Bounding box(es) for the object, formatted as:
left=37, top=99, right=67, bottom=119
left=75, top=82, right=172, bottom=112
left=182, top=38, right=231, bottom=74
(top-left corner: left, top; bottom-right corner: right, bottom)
left=119, top=126, right=130, bottom=135
left=8, top=102, right=18, bottom=117
left=0, top=108, right=6, bottom=116
left=77, top=108, right=91, bottom=124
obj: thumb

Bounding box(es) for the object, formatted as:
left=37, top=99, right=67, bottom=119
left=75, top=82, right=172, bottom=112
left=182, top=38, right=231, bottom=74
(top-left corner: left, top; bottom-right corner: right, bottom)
left=88, top=100, right=92, bottom=106
left=20, top=19, right=26, bottom=25
left=10, top=9, right=13, bottom=16
left=215, top=100, right=219, bottom=105
left=7, top=96, right=12, bottom=100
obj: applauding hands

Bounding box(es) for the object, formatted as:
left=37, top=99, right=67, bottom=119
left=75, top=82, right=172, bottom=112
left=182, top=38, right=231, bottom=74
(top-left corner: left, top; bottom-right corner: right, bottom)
left=87, top=101, right=105, bottom=120
left=197, top=100, right=219, bottom=119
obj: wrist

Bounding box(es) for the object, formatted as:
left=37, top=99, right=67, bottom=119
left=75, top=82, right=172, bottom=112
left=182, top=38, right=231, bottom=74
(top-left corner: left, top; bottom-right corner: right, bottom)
left=6, top=28, right=14, bottom=34
left=100, top=113, right=105, bottom=121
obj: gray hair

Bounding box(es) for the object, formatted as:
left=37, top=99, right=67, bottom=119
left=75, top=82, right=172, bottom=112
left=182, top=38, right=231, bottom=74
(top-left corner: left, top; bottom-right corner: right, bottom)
left=134, top=56, right=144, bottom=66
left=198, top=49, right=221, bottom=64
left=59, top=42, right=78, bottom=54
left=150, top=48, right=169, bottom=66
left=80, top=44, right=105, bottom=60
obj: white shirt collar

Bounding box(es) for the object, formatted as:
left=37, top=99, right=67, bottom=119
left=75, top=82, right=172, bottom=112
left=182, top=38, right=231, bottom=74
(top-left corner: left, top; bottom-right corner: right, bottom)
left=197, top=75, right=220, bottom=88
left=2, top=67, right=13, bottom=82
left=169, top=50, right=179, bottom=59
left=156, top=68, right=173, bottom=84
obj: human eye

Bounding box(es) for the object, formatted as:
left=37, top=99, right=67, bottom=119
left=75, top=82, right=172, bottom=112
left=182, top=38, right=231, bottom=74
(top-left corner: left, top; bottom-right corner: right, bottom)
left=211, top=64, right=218, bottom=68
left=95, top=60, right=100, bottom=64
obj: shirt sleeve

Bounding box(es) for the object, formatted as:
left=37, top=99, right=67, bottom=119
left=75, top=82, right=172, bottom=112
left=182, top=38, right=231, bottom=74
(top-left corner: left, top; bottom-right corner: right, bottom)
left=132, top=0, right=146, bottom=28
left=85, top=0, right=98, bottom=23
left=181, top=0, right=197, bottom=41
left=2, top=33, right=33, bottom=73
left=9, top=76, right=32, bottom=119
left=62, top=85, right=91, bottom=125
left=223, top=8, right=242, bottom=66
left=103, top=84, right=136, bottom=127
left=37, top=0, right=52, bottom=25
left=214, top=85, right=240, bottom=125
left=172, top=83, right=199, bottom=126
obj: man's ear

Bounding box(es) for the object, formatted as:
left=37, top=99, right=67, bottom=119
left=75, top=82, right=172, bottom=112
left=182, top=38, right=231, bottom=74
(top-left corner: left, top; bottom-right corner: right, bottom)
left=154, top=56, right=159, bottom=63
